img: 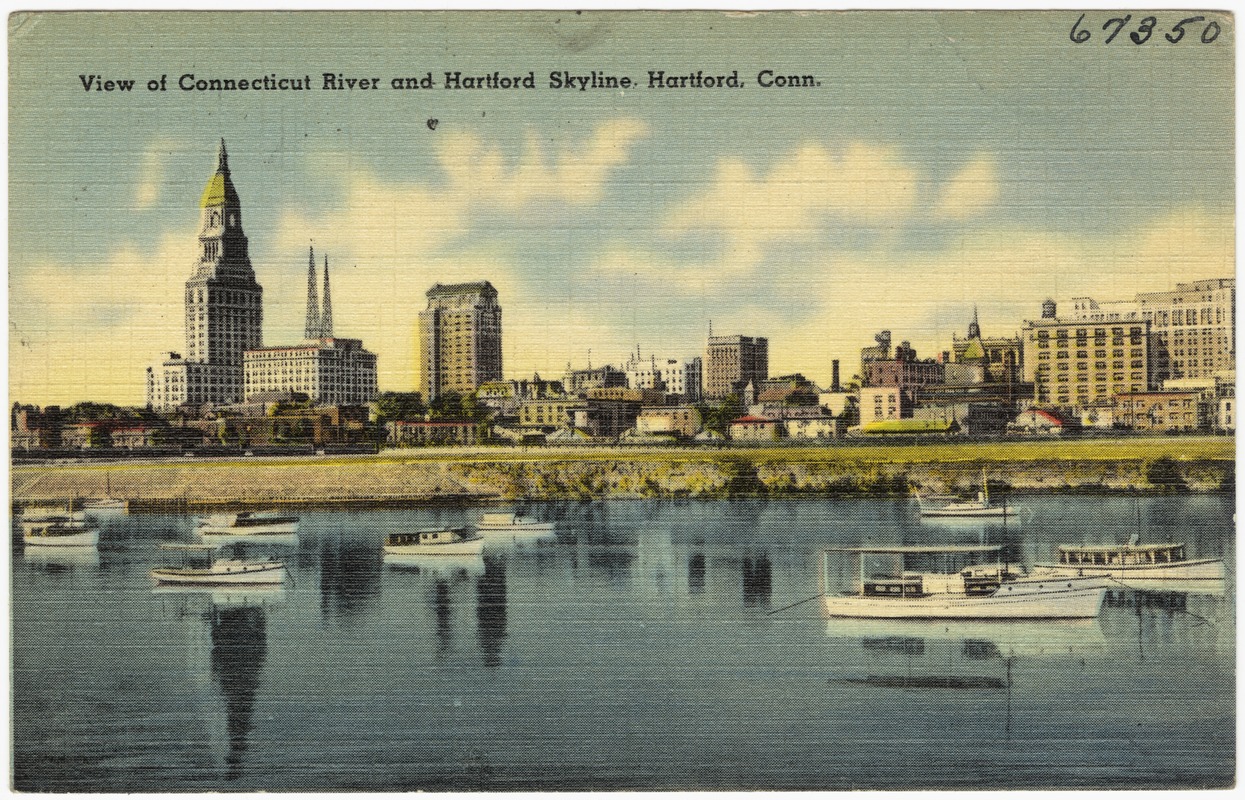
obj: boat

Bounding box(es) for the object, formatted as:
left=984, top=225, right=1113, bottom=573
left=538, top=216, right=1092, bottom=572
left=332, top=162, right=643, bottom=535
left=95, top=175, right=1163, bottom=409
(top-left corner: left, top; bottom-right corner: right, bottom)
left=383, top=527, right=485, bottom=556
left=1032, top=540, right=1225, bottom=582
left=22, top=519, right=100, bottom=548
left=196, top=510, right=300, bottom=536
left=915, top=471, right=1014, bottom=518
left=150, top=543, right=287, bottom=586
left=18, top=504, right=87, bottom=534
left=476, top=512, right=555, bottom=534
left=83, top=476, right=128, bottom=512
left=822, top=545, right=1107, bottom=619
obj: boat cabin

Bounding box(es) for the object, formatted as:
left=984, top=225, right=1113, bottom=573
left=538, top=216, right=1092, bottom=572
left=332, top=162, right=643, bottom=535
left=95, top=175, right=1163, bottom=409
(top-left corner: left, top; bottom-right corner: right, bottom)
left=825, top=545, right=1018, bottom=598
left=1057, top=543, right=1186, bottom=567
left=385, top=528, right=467, bottom=547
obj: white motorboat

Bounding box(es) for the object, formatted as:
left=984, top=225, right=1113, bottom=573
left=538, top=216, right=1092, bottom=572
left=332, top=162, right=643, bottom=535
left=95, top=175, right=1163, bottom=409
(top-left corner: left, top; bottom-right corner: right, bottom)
left=915, top=470, right=1014, bottom=518
left=383, top=527, right=485, bottom=556
left=196, top=510, right=300, bottom=536
left=22, top=515, right=99, bottom=548
left=18, top=505, right=87, bottom=534
left=1033, top=541, right=1225, bottom=582
left=476, top=512, right=555, bottom=534
left=822, top=545, right=1107, bottom=620
left=150, top=543, right=287, bottom=586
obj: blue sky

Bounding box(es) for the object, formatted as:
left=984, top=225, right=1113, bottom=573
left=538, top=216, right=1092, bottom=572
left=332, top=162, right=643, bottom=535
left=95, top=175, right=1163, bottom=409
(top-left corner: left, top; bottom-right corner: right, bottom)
left=9, top=10, right=1234, bottom=405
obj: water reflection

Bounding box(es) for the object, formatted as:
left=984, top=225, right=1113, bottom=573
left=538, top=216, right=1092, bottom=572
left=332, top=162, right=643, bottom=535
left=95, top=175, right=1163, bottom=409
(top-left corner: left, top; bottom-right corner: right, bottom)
left=22, top=545, right=100, bottom=574
left=319, top=538, right=381, bottom=619
left=687, top=552, right=705, bottom=595
left=476, top=556, right=507, bottom=669
left=741, top=554, right=772, bottom=607
left=209, top=602, right=268, bottom=782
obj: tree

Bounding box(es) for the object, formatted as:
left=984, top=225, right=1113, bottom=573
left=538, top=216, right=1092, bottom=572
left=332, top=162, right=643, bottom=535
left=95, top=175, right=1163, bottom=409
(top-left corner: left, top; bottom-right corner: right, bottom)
left=374, top=391, right=425, bottom=422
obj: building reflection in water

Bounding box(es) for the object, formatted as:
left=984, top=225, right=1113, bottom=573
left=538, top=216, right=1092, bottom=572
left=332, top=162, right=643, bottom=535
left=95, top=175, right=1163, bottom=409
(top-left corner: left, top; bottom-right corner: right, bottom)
left=687, top=552, right=705, bottom=595
left=741, top=554, right=772, bottom=607
left=434, top=581, right=453, bottom=654
left=476, top=556, right=507, bottom=669
left=208, top=601, right=268, bottom=782
left=319, top=538, right=381, bottom=620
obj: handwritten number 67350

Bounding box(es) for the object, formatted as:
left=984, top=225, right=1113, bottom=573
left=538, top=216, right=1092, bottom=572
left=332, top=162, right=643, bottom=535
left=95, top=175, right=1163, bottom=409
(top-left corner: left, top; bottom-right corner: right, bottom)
left=1070, top=13, right=1222, bottom=44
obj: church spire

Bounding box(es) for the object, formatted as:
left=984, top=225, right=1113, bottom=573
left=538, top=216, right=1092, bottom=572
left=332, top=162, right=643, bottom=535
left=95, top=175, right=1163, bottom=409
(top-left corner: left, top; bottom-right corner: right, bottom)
left=968, top=305, right=981, bottom=340
left=320, top=255, right=334, bottom=338
left=216, top=138, right=230, bottom=174
left=304, top=245, right=321, bottom=340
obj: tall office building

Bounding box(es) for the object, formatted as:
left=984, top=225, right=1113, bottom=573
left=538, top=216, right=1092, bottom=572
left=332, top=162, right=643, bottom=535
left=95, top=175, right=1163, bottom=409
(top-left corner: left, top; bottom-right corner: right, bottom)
left=147, top=140, right=264, bottom=409
left=1021, top=299, right=1150, bottom=408
left=418, top=281, right=503, bottom=401
left=705, top=334, right=768, bottom=400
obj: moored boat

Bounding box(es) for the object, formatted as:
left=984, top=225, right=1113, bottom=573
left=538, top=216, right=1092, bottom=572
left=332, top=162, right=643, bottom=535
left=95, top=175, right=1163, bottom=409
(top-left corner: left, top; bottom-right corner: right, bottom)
left=150, top=543, right=287, bottom=586
left=1033, top=541, right=1225, bottom=582
left=83, top=497, right=128, bottom=512
left=196, top=510, right=300, bottom=536
left=22, top=520, right=100, bottom=548
left=822, top=545, right=1107, bottom=620
left=18, top=505, right=87, bottom=535
left=383, top=527, right=484, bottom=556
left=915, top=470, right=1014, bottom=518
left=476, top=512, right=555, bottom=534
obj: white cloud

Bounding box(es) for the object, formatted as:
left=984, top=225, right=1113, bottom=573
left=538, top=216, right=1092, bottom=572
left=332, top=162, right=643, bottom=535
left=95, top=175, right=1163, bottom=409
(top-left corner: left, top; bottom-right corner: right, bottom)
left=935, top=154, right=1000, bottom=221
left=661, top=142, right=921, bottom=276
left=10, top=230, right=197, bottom=405
left=133, top=139, right=177, bottom=210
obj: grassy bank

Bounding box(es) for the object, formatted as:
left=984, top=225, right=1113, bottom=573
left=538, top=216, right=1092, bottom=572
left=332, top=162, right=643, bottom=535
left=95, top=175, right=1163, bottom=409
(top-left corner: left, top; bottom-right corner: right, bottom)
left=10, top=436, right=1234, bottom=508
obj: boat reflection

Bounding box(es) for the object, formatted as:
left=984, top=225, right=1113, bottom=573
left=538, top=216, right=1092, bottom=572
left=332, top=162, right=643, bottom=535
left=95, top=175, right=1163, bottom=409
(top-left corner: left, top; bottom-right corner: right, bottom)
left=22, top=544, right=100, bottom=572
left=825, top=617, right=1108, bottom=657
left=383, top=552, right=486, bottom=579
left=152, top=583, right=288, bottom=608
left=197, top=532, right=299, bottom=547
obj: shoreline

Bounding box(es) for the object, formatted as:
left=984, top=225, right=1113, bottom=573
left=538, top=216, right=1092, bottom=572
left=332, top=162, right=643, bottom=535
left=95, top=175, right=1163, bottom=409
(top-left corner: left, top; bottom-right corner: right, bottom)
left=10, top=437, right=1234, bottom=509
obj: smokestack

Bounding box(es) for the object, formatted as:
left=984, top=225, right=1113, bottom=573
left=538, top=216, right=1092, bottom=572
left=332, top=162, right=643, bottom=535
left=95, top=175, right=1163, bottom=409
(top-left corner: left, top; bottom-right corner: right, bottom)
left=831, top=360, right=840, bottom=392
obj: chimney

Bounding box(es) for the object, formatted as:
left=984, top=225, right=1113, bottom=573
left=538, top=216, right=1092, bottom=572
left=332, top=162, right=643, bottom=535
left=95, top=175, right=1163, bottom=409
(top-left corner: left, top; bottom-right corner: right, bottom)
left=831, top=360, right=840, bottom=392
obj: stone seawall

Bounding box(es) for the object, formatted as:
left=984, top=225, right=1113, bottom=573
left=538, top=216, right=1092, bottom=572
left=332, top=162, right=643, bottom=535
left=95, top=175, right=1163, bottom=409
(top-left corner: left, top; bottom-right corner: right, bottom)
left=10, top=444, right=1233, bottom=508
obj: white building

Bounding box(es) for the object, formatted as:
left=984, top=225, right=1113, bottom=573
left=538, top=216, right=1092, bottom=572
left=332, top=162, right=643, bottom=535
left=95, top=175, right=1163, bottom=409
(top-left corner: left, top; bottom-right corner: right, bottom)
left=625, top=352, right=702, bottom=401
left=244, top=337, right=377, bottom=405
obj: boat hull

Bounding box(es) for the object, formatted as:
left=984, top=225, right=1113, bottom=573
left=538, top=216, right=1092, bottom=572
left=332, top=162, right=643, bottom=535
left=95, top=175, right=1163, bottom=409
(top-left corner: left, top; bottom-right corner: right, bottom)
left=383, top=538, right=485, bottom=556
left=1032, top=558, right=1226, bottom=582
left=919, top=506, right=1014, bottom=518
left=23, top=528, right=100, bottom=547
left=197, top=521, right=299, bottom=536
left=150, top=562, right=286, bottom=586
left=823, top=578, right=1107, bottom=620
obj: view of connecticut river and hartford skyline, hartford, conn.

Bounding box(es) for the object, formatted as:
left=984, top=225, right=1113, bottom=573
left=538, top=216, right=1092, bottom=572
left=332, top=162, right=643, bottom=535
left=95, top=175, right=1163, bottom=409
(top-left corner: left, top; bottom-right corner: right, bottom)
left=8, top=11, right=1236, bottom=792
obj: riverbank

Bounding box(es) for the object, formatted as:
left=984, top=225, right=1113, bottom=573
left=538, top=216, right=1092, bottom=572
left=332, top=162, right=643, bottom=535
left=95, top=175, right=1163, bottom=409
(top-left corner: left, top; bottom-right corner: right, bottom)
left=10, top=436, right=1234, bottom=509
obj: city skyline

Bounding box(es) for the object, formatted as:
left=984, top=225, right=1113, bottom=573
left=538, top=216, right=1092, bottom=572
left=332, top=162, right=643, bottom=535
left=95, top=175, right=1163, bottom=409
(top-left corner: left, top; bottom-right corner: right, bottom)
left=10, top=12, right=1234, bottom=406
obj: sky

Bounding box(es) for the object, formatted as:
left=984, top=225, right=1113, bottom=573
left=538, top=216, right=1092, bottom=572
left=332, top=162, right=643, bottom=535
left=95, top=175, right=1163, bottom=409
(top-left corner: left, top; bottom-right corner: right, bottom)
left=8, top=10, right=1235, bottom=406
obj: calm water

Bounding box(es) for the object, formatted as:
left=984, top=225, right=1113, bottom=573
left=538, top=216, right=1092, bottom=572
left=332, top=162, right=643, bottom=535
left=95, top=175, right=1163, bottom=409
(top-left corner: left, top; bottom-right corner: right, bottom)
left=11, top=496, right=1235, bottom=790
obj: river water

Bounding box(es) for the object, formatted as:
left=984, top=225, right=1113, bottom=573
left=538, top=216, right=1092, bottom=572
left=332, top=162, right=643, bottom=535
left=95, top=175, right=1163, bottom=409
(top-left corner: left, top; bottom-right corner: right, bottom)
left=11, top=496, right=1235, bottom=790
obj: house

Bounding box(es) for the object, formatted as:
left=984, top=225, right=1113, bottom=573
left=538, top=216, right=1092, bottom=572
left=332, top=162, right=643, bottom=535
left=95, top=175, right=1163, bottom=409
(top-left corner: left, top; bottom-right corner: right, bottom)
left=729, top=415, right=783, bottom=442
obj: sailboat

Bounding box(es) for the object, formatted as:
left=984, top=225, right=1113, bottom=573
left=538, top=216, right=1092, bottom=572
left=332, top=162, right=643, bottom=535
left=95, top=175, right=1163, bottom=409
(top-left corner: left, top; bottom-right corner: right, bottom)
left=83, top=475, right=127, bottom=512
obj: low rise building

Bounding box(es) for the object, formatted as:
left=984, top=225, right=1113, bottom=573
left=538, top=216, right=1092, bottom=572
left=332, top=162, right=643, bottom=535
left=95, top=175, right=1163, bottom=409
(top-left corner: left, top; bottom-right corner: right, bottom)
left=729, top=414, right=783, bottom=442
left=636, top=406, right=703, bottom=438
left=1114, top=390, right=1207, bottom=432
